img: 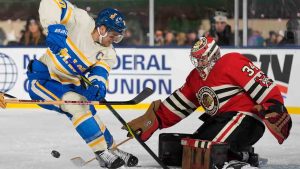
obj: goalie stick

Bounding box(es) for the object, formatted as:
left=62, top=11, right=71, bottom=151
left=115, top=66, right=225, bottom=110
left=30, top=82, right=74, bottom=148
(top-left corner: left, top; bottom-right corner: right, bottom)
left=0, top=87, right=153, bottom=107
left=104, top=101, right=169, bottom=169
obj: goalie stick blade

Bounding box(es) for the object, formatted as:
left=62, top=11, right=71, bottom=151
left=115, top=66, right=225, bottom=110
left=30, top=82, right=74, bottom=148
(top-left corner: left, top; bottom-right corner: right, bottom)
left=129, top=87, right=154, bottom=104
left=101, top=87, right=154, bottom=105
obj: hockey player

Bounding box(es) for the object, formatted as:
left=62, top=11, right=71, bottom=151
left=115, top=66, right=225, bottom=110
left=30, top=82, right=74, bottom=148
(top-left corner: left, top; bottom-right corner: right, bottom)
left=124, top=37, right=292, bottom=168
left=26, top=0, right=138, bottom=168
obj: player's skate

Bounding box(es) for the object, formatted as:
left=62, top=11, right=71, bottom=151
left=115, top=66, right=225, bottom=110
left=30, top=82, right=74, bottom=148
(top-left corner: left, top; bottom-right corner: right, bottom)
left=112, top=148, right=138, bottom=167
left=95, top=150, right=125, bottom=168
left=222, top=160, right=258, bottom=169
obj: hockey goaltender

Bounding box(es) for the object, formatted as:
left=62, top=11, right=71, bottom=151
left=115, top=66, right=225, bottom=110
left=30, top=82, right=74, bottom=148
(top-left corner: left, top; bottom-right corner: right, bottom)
left=123, top=37, right=292, bottom=169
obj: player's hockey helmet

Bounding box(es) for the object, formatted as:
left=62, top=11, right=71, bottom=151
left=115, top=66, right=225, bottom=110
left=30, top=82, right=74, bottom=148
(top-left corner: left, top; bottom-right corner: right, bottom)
left=190, top=37, right=220, bottom=79
left=96, top=8, right=126, bottom=43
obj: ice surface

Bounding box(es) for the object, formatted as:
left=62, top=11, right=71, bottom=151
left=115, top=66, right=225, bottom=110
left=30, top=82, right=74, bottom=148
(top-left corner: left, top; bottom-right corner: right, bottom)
left=0, top=109, right=299, bottom=169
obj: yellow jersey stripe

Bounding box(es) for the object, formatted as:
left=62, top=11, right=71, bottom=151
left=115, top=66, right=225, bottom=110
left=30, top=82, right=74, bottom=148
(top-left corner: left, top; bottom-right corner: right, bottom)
left=52, top=0, right=61, bottom=8
left=49, top=73, right=81, bottom=86
left=47, top=49, right=70, bottom=75
left=89, top=136, right=105, bottom=148
left=73, top=112, right=93, bottom=127
left=95, top=61, right=111, bottom=72
left=49, top=73, right=60, bottom=81
left=100, top=124, right=106, bottom=132
left=36, top=82, right=60, bottom=101
left=61, top=6, right=73, bottom=25
left=66, top=37, right=93, bottom=66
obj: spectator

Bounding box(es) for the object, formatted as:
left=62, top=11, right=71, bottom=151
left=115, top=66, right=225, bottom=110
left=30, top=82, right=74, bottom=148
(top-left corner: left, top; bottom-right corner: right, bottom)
left=125, top=19, right=144, bottom=46
left=209, top=9, right=233, bottom=46
left=278, top=18, right=300, bottom=45
left=248, top=30, right=265, bottom=47
left=164, top=31, right=176, bottom=46
left=19, top=17, right=46, bottom=46
left=197, top=27, right=206, bottom=39
left=277, top=30, right=285, bottom=45
left=265, top=31, right=277, bottom=46
left=154, top=30, right=164, bottom=46
left=176, top=32, right=187, bottom=46
left=0, top=28, right=6, bottom=45
left=117, top=29, right=134, bottom=46
left=6, top=30, right=19, bottom=46
left=186, top=31, right=197, bottom=46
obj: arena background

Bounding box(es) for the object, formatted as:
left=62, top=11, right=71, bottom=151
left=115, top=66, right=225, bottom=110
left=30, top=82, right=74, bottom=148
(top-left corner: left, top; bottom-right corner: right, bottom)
left=1, top=47, right=299, bottom=115
left=1, top=0, right=300, bottom=169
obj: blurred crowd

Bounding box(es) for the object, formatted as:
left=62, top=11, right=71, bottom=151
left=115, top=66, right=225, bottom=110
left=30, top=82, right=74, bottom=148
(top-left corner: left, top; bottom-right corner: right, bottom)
left=0, top=9, right=299, bottom=47
left=0, top=17, right=46, bottom=46
left=150, top=9, right=299, bottom=47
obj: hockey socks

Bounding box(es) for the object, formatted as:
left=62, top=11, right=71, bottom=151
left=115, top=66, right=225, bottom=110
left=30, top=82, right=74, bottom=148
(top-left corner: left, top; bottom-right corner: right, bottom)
left=72, top=112, right=113, bottom=152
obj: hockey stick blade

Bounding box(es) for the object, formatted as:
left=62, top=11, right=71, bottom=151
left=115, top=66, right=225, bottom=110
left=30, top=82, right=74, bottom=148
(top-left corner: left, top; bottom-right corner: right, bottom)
left=71, top=137, right=132, bottom=167
left=0, top=92, right=16, bottom=99
left=70, top=157, right=87, bottom=167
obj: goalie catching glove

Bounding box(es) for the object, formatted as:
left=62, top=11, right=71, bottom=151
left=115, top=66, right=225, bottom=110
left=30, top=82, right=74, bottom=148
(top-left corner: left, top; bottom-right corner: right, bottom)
left=122, top=100, right=162, bottom=142
left=253, top=99, right=292, bottom=144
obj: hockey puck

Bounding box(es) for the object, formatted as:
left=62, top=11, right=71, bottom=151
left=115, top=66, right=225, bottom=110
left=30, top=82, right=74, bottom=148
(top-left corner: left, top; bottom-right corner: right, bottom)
left=51, top=150, right=60, bottom=158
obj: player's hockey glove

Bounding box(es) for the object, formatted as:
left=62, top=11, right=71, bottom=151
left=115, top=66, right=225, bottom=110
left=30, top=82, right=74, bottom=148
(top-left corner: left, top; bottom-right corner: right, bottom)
left=122, top=100, right=162, bottom=142
left=253, top=99, right=292, bottom=144
left=46, top=24, right=68, bottom=54
left=83, top=80, right=106, bottom=101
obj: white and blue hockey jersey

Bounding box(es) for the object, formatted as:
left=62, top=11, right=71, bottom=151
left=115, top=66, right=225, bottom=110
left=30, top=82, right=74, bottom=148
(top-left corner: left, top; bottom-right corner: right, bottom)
left=38, top=0, right=116, bottom=86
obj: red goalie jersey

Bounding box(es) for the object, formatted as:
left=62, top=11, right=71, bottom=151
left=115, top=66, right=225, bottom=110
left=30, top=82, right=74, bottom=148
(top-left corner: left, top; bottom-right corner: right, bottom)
left=156, top=52, right=283, bottom=128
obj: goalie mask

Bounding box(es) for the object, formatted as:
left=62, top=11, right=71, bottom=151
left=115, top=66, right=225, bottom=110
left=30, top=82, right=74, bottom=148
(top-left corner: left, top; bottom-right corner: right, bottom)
left=190, top=37, right=220, bottom=80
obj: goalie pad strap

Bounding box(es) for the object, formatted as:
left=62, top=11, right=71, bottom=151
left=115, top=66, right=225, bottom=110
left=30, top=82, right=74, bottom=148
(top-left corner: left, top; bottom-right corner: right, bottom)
left=181, top=138, right=229, bottom=169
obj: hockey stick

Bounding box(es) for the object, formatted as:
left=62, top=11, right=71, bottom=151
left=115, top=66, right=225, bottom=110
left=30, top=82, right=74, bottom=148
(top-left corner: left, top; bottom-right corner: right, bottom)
left=104, top=102, right=169, bottom=169
left=66, top=56, right=169, bottom=169
left=71, top=137, right=133, bottom=167
left=79, top=79, right=168, bottom=168
left=0, top=88, right=153, bottom=107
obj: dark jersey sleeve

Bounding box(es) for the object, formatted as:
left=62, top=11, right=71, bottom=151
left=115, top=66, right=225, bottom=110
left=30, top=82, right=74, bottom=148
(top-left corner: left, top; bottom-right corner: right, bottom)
left=156, top=70, right=200, bottom=128
left=225, top=52, right=283, bottom=104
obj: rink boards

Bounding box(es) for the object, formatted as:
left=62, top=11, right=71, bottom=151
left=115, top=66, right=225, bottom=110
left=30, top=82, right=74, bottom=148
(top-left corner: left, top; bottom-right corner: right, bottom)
left=1, top=47, right=300, bottom=114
